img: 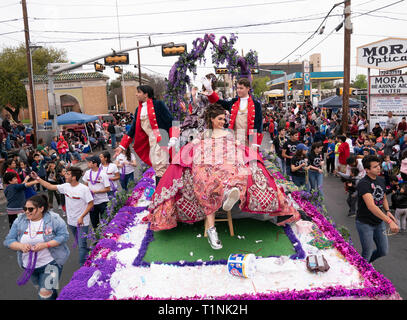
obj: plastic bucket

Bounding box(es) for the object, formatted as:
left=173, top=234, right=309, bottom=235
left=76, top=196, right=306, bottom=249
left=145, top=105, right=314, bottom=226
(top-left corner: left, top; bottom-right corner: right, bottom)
left=227, top=253, right=256, bottom=278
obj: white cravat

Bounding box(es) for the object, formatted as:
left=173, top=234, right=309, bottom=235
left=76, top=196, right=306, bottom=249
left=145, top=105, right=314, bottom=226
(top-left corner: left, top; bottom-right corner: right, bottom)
left=239, top=97, right=249, bottom=113
left=140, top=102, right=148, bottom=117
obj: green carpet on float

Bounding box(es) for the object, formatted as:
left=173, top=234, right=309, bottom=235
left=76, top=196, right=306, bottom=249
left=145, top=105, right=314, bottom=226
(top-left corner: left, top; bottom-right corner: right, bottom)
left=143, top=218, right=296, bottom=263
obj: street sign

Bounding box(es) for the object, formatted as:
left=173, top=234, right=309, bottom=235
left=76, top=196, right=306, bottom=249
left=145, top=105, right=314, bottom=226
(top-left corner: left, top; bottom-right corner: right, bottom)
left=270, top=70, right=285, bottom=75
left=357, top=37, right=407, bottom=70
left=370, top=95, right=407, bottom=115
left=304, top=73, right=310, bottom=84
left=370, top=74, right=407, bottom=95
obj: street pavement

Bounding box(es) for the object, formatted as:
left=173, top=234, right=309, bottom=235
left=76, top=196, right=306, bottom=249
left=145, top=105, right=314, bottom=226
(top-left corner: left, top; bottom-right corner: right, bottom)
left=0, top=139, right=405, bottom=300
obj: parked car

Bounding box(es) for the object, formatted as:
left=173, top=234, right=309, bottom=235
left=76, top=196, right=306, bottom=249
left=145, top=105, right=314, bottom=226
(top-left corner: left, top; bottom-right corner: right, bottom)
left=62, top=124, right=85, bottom=134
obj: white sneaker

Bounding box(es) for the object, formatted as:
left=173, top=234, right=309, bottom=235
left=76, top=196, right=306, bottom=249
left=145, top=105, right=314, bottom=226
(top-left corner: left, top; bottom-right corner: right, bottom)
left=222, top=187, right=240, bottom=211
left=207, top=226, right=223, bottom=250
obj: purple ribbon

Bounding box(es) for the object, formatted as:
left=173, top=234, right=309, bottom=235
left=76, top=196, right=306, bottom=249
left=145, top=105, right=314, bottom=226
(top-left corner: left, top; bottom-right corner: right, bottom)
left=17, top=251, right=38, bottom=286
left=89, top=167, right=102, bottom=185
left=120, top=166, right=126, bottom=181
left=109, top=180, right=118, bottom=195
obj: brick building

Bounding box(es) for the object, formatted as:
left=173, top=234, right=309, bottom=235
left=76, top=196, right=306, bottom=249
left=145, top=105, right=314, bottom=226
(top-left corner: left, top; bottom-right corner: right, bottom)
left=22, top=72, right=110, bottom=124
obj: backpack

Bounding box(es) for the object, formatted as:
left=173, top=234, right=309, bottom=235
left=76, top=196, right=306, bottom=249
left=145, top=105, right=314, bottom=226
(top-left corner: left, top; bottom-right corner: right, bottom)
left=108, top=124, right=115, bottom=134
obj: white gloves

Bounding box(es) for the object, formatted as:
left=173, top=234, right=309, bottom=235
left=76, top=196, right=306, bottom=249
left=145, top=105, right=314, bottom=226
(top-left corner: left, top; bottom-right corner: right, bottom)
left=201, top=77, right=213, bottom=94
left=168, top=137, right=179, bottom=148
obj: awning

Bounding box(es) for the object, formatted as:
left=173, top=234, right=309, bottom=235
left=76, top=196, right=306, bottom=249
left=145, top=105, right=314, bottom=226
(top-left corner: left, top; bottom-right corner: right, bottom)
left=318, top=95, right=362, bottom=108
left=44, top=111, right=98, bottom=126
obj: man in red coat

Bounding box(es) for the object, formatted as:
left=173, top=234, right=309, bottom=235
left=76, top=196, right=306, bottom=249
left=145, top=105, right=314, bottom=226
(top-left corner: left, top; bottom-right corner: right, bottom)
left=202, top=77, right=263, bottom=148
left=114, top=85, right=179, bottom=185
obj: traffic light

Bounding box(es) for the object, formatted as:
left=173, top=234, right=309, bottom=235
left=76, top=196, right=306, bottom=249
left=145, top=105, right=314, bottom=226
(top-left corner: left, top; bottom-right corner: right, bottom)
left=94, top=62, right=105, bottom=72
left=114, top=66, right=123, bottom=74
left=41, top=111, right=53, bottom=120
left=215, top=68, right=229, bottom=74
left=288, top=80, right=293, bottom=91
left=162, top=43, right=187, bottom=57
left=250, top=68, right=259, bottom=74
left=104, top=53, right=129, bottom=66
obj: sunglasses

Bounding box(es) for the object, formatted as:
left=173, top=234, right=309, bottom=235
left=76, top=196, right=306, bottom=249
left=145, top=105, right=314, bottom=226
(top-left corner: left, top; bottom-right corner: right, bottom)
left=23, top=207, right=36, bottom=213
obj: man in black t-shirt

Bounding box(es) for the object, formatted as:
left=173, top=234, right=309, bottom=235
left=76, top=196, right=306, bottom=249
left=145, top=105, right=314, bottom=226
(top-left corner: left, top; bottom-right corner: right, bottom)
left=356, top=155, right=399, bottom=263
left=272, top=128, right=286, bottom=174
left=107, top=121, right=116, bottom=149
left=282, top=130, right=299, bottom=177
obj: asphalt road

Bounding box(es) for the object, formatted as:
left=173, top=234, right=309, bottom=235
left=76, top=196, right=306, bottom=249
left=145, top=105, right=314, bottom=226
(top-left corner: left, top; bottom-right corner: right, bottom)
left=0, top=138, right=405, bottom=300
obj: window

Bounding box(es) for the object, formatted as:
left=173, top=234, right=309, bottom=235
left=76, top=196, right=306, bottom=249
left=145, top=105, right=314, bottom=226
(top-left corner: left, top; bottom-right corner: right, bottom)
left=63, top=106, right=73, bottom=114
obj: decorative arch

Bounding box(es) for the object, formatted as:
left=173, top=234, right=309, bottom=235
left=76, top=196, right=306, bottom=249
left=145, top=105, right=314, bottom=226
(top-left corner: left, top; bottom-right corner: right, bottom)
left=164, top=33, right=258, bottom=119
left=59, top=94, right=82, bottom=114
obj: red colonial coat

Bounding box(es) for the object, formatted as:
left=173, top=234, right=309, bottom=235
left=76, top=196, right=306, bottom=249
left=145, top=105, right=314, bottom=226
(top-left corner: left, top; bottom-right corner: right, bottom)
left=120, top=99, right=179, bottom=166
left=207, top=92, right=263, bottom=146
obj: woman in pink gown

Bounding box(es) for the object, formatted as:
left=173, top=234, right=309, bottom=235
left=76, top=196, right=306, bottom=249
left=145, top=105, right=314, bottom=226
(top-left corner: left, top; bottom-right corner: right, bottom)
left=146, top=104, right=300, bottom=249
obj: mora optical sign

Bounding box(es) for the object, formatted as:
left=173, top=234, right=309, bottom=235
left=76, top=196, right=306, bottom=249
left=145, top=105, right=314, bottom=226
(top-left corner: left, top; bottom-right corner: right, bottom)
left=357, top=37, right=407, bottom=70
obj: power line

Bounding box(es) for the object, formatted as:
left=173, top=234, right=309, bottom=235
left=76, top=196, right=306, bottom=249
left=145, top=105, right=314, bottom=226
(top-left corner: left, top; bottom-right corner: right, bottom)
left=353, top=0, right=405, bottom=18
left=32, top=14, right=341, bottom=44
left=0, top=30, right=23, bottom=36
left=28, top=0, right=189, bottom=7
left=353, top=11, right=407, bottom=21
left=275, top=1, right=344, bottom=64
left=29, top=30, right=316, bottom=43
left=0, top=18, right=22, bottom=24
left=30, top=29, right=315, bottom=36
left=0, top=2, right=19, bottom=9
left=29, top=0, right=307, bottom=21
left=277, top=0, right=406, bottom=64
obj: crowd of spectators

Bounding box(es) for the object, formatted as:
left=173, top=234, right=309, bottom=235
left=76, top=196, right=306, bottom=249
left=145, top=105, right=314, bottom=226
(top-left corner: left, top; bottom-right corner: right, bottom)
left=267, top=101, right=406, bottom=225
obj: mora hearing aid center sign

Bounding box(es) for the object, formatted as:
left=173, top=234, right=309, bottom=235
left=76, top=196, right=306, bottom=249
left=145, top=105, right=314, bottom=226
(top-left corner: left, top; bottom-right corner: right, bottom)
left=357, top=37, right=407, bottom=129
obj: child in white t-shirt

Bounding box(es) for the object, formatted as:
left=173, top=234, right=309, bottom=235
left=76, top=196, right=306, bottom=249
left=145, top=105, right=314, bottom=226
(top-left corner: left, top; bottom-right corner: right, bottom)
left=31, top=167, right=94, bottom=266
left=115, top=147, right=137, bottom=191
left=83, top=156, right=111, bottom=229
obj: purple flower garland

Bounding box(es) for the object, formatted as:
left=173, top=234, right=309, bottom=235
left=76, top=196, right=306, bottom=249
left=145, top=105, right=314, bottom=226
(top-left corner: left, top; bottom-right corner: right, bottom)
left=164, top=33, right=258, bottom=118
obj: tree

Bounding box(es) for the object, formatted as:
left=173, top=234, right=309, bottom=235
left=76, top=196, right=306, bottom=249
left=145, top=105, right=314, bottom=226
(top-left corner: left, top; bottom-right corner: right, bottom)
left=351, top=74, right=367, bottom=89
left=252, top=76, right=270, bottom=98
left=0, top=45, right=67, bottom=121
left=141, top=73, right=166, bottom=100
left=321, top=81, right=335, bottom=89
left=107, top=80, right=123, bottom=109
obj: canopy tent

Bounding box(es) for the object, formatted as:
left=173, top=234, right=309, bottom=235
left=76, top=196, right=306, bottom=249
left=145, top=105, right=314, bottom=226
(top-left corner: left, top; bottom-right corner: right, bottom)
left=44, top=112, right=98, bottom=126
left=318, top=95, right=362, bottom=109
left=44, top=112, right=98, bottom=152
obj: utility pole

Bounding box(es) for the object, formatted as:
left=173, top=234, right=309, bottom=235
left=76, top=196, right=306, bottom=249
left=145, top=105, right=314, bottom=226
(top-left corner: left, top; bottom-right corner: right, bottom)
left=22, top=0, right=37, bottom=147
left=137, top=41, right=142, bottom=86
left=341, top=0, right=351, bottom=134
left=115, top=0, right=127, bottom=112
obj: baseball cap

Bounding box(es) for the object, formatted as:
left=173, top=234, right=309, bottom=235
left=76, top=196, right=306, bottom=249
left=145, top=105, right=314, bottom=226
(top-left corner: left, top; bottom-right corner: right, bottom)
left=296, top=143, right=309, bottom=151
left=86, top=155, right=101, bottom=166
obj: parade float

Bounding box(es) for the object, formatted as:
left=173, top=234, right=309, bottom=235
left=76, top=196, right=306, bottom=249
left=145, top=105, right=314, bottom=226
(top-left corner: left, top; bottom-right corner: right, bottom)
left=57, top=34, right=401, bottom=300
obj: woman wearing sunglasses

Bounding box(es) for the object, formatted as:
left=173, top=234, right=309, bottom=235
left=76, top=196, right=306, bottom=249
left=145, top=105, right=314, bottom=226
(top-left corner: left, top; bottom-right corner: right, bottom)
left=3, top=194, right=70, bottom=300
